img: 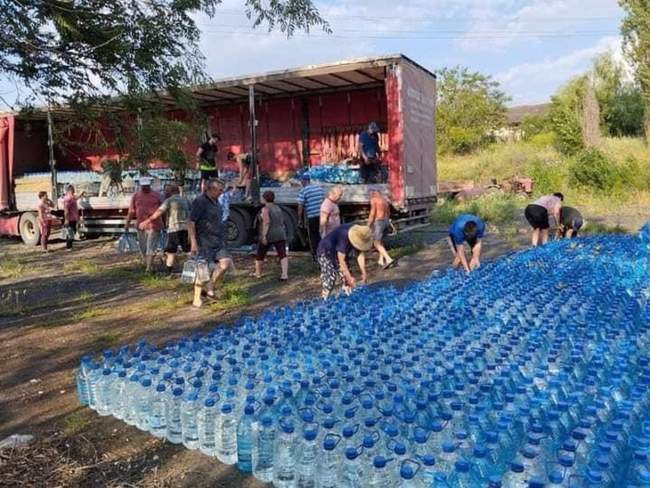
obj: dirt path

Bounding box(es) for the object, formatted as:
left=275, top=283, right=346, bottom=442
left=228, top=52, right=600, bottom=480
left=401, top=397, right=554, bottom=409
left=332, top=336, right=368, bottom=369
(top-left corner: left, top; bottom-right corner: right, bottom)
left=0, top=230, right=526, bottom=487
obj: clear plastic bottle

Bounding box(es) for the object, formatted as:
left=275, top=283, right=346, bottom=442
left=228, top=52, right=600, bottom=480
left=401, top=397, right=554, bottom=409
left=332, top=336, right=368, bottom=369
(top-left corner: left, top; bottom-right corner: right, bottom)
left=339, top=446, right=363, bottom=487
left=165, top=387, right=184, bottom=444
left=135, top=378, right=153, bottom=431
left=296, top=427, right=318, bottom=488
left=317, top=434, right=341, bottom=488
left=253, top=415, right=275, bottom=482
left=236, top=403, right=256, bottom=473
left=217, top=403, right=238, bottom=465
left=181, top=390, right=201, bottom=449
left=198, top=396, right=218, bottom=456
left=94, top=368, right=114, bottom=416
left=75, top=356, right=92, bottom=406
left=368, top=455, right=394, bottom=488
left=109, top=370, right=128, bottom=419
left=274, top=421, right=297, bottom=488
left=149, top=383, right=167, bottom=438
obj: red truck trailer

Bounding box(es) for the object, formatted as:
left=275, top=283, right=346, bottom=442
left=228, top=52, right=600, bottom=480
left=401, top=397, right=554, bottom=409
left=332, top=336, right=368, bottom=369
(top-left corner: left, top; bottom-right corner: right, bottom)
left=0, top=54, right=437, bottom=247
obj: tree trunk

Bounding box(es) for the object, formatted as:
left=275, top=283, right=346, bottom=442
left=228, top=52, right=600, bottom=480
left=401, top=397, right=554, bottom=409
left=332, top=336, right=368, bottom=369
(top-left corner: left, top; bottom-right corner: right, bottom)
left=645, top=115, right=650, bottom=146
left=581, top=80, right=600, bottom=148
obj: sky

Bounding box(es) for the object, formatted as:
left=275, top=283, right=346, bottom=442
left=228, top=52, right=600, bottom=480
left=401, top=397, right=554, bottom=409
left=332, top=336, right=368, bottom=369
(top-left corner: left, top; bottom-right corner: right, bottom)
left=0, top=0, right=625, bottom=108
left=196, top=0, right=625, bottom=106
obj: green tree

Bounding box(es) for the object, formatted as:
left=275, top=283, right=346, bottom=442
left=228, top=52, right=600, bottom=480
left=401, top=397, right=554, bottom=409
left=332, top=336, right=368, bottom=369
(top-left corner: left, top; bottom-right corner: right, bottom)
left=0, top=0, right=329, bottom=108
left=549, top=76, right=586, bottom=155
left=620, top=0, right=650, bottom=142
left=436, top=67, right=509, bottom=154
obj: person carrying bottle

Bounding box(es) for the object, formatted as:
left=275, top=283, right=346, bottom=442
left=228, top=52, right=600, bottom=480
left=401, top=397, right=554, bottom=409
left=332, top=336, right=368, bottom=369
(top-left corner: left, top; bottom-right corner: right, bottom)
left=359, top=122, right=382, bottom=184
left=367, top=188, right=395, bottom=269
left=196, top=133, right=220, bottom=193
left=63, top=184, right=85, bottom=251
left=297, top=174, right=325, bottom=258
left=188, top=178, right=233, bottom=307
left=557, top=206, right=583, bottom=239
left=320, top=186, right=343, bottom=238
left=36, top=190, right=54, bottom=252
left=125, top=177, right=163, bottom=273
left=253, top=191, right=289, bottom=281
left=448, top=213, right=486, bottom=273
left=316, top=224, right=373, bottom=299
left=138, top=183, right=190, bottom=276
left=524, top=192, right=564, bottom=246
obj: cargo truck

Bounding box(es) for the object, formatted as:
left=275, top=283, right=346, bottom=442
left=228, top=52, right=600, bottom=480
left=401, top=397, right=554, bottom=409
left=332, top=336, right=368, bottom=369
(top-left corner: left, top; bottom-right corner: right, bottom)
left=0, top=54, right=437, bottom=248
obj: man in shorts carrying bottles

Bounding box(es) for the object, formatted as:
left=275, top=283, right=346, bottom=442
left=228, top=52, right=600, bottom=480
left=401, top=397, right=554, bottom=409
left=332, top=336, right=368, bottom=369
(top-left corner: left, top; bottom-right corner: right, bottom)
left=139, top=183, right=190, bottom=276
left=188, top=179, right=234, bottom=308
left=525, top=193, right=563, bottom=246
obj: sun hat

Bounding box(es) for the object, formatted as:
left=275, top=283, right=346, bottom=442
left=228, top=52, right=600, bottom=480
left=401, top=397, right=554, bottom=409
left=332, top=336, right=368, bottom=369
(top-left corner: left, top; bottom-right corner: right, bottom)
left=348, top=225, right=374, bottom=252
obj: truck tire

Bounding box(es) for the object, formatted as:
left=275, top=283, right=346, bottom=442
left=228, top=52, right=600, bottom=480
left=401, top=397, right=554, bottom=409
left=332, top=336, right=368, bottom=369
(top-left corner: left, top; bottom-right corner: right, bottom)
left=226, top=208, right=252, bottom=248
left=279, top=206, right=300, bottom=250
left=19, top=212, right=40, bottom=246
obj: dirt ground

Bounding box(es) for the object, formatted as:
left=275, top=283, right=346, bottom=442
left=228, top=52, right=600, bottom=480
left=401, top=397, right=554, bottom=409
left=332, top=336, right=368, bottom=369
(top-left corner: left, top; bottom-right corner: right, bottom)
left=1, top=228, right=528, bottom=487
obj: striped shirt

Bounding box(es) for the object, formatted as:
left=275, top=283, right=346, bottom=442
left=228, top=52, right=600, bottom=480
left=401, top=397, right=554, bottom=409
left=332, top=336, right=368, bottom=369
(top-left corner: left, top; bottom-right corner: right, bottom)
left=297, top=184, right=325, bottom=219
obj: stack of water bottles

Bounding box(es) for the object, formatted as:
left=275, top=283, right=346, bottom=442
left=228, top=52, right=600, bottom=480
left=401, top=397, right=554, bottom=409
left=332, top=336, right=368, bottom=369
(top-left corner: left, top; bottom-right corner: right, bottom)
left=297, top=164, right=362, bottom=185
left=77, top=230, right=650, bottom=487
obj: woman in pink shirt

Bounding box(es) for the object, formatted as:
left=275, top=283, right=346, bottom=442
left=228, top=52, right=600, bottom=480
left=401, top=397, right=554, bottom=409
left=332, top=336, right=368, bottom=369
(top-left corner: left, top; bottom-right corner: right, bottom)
left=37, top=191, right=54, bottom=252
left=320, top=186, right=342, bottom=238
left=524, top=192, right=564, bottom=246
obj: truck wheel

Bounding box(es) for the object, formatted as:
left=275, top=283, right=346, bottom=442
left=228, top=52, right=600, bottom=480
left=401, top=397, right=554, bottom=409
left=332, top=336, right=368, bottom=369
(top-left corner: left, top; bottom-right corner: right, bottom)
left=226, top=208, right=252, bottom=248
left=19, top=212, right=40, bottom=246
left=279, top=206, right=300, bottom=250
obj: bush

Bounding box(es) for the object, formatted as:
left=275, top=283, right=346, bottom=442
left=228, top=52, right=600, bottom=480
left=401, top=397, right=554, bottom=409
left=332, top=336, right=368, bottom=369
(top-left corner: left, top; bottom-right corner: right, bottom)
left=619, top=156, right=650, bottom=191
left=528, top=159, right=567, bottom=196
left=569, top=149, right=620, bottom=192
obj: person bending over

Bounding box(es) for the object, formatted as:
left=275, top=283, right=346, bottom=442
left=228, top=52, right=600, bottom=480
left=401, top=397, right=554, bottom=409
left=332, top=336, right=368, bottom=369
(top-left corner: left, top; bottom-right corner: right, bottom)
left=448, top=213, right=486, bottom=273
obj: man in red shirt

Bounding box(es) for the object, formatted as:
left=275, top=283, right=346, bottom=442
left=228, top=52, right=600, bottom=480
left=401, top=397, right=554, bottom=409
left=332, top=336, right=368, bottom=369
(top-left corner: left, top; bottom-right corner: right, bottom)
left=125, top=177, right=163, bottom=273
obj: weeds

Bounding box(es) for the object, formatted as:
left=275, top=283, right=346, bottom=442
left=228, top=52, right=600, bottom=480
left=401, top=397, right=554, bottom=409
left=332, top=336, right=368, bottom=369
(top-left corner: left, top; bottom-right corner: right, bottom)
left=0, top=255, right=26, bottom=280
left=581, top=222, right=628, bottom=235
left=62, top=411, right=90, bottom=436
left=431, top=193, right=521, bottom=229
left=72, top=306, right=109, bottom=322
left=95, top=332, right=123, bottom=348
left=390, top=242, right=425, bottom=260
left=208, top=282, right=252, bottom=312
left=63, top=259, right=100, bottom=275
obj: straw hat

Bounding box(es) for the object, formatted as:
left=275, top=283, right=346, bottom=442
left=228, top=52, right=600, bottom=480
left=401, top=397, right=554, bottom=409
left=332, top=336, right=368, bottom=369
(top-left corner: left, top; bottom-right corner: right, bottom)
left=348, top=225, right=374, bottom=252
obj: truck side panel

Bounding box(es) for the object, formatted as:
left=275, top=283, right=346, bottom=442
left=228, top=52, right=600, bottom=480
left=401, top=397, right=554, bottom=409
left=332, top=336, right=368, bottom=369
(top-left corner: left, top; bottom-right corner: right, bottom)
left=385, top=65, right=406, bottom=209
left=0, top=115, right=14, bottom=210
left=399, top=61, right=437, bottom=200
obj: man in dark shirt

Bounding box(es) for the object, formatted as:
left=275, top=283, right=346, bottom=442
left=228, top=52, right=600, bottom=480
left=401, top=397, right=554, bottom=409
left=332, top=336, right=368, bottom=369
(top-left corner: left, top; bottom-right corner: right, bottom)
left=359, top=122, right=382, bottom=184
left=196, top=133, right=220, bottom=192
left=316, top=224, right=373, bottom=299
left=557, top=206, right=584, bottom=239
left=188, top=179, right=233, bottom=307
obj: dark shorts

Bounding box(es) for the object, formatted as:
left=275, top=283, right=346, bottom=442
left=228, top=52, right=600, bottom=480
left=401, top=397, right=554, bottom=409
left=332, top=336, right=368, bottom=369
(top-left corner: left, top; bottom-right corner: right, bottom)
left=199, top=247, right=231, bottom=263
left=200, top=169, right=219, bottom=180
left=373, top=219, right=389, bottom=241
left=256, top=240, right=287, bottom=261
left=525, top=204, right=550, bottom=230
left=164, top=230, right=190, bottom=253
left=563, top=218, right=583, bottom=238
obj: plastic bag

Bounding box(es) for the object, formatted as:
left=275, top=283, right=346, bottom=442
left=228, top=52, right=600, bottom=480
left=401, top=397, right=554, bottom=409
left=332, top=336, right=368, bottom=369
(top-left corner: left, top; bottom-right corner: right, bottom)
left=180, top=258, right=211, bottom=284
left=181, top=258, right=198, bottom=284
left=117, top=233, right=139, bottom=253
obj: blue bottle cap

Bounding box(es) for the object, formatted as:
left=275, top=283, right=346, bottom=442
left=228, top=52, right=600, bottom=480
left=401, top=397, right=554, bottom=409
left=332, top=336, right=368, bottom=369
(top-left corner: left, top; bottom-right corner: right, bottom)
left=261, top=416, right=273, bottom=427
left=345, top=446, right=359, bottom=460
left=442, top=441, right=455, bottom=453
left=102, top=368, right=111, bottom=375
left=281, top=422, right=294, bottom=434
left=221, top=403, right=233, bottom=414
left=510, top=462, right=524, bottom=473
left=473, top=445, right=488, bottom=458
left=373, top=455, right=387, bottom=468
left=455, top=460, right=470, bottom=472
left=548, top=470, right=564, bottom=484
left=362, top=435, right=375, bottom=448
left=304, top=429, right=317, bottom=441
left=394, top=442, right=406, bottom=456
left=204, top=397, right=216, bottom=408
left=421, top=454, right=435, bottom=466
left=172, top=387, right=183, bottom=397
left=156, top=383, right=166, bottom=393
left=528, top=479, right=544, bottom=488
left=414, top=428, right=427, bottom=443
left=323, top=437, right=336, bottom=450
left=244, top=404, right=255, bottom=415
left=400, top=464, right=415, bottom=479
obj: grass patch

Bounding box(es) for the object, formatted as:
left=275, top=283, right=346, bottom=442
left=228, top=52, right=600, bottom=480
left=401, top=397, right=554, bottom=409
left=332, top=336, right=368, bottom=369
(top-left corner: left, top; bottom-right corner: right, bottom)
left=431, top=193, right=521, bottom=230
left=62, top=410, right=91, bottom=436
left=208, top=282, right=252, bottom=312
left=138, top=273, right=184, bottom=291
left=72, top=306, right=109, bottom=322
left=581, top=221, right=628, bottom=235
left=63, top=259, right=100, bottom=275
left=390, top=242, right=425, bottom=260
left=147, top=293, right=192, bottom=312
left=0, top=255, right=27, bottom=280
left=95, top=331, right=123, bottom=347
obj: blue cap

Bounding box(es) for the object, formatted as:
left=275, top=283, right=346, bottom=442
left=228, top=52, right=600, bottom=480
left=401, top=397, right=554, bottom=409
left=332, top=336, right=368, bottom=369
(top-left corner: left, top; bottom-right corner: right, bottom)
left=261, top=416, right=272, bottom=427
left=511, top=462, right=524, bottom=473
left=324, top=437, right=337, bottom=450
left=244, top=404, right=255, bottom=415
left=363, top=435, right=375, bottom=448
left=400, top=463, right=416, bottom=479
left=172, top=387, right=183, bottom=397
left=156, top=383, right=166, bottom=392
left=345, top=446, right=359, bottom=460
left=421, top=454, right=435, bottom=466
left=343, top=426, right=356, bottom=438
left=221, top=403, right=233, bottom=414
left=281, top=422, right=295, bottom=434
left=304, top=429, right=317, bottom=441
left=373, top=456, right=388, bottom=468
left=204, top=397, right=216, bottom=408
left=455, top=460, right=470, bottom=473
left=394, top=442, right=407, bottom=455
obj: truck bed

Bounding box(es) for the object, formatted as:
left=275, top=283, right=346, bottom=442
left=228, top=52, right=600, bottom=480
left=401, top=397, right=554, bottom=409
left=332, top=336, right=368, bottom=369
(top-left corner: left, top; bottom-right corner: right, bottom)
left=269, top=183, right=387, bottom=205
